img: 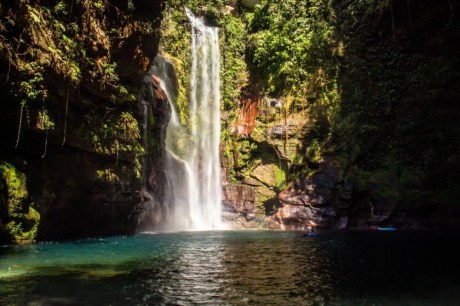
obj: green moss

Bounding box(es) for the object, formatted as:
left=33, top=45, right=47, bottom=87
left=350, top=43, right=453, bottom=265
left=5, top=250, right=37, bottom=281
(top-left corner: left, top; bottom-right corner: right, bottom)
left=70, top=108, right=143, bottom=163
left=0, top=162, right=28, bottom=217
left=274, top=166, right=286, bottom=190
left=159, top=8, right=192, bottom=125
left=95, top=169, right=120, bottom=184
left=0, top=162, right=40, bottom=243
left=221, top=14, right=249, bottom=112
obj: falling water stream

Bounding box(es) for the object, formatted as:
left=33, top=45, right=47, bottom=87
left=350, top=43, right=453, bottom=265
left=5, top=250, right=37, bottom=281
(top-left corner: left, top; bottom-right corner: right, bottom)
left=151, top=9, right=223, bottom=230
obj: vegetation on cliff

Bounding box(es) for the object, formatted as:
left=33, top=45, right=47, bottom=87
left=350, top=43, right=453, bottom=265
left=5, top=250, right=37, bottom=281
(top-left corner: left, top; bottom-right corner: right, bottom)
left=254, top=0, right=460, bottom=222
left=0, top=0, right=164, bottom=243
left=161, top=0, right=460, bottom=225
left=0, top=0, right=153, bottom=161
left=0, top=162, right=39, bottom=243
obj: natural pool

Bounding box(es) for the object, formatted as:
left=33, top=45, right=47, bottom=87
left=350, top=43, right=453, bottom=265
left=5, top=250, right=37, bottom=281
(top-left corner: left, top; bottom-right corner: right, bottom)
left=1, top=230, right=459, bottom=305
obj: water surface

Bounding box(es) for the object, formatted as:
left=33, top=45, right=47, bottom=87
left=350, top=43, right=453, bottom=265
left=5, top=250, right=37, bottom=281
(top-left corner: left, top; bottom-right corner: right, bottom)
left=1, top=230, right=459, bottom=305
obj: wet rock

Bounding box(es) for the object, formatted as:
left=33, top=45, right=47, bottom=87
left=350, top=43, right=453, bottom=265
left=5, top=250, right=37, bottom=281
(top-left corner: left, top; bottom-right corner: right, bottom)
left=282, top=171, right=337, bottom=207
left=278, top=189, right=309, bottom=205
left=255, top=187, right=277, bottom=203
left=222, top=184, right=257, bottom=228
left=338, top=216, right=348, bottom=229
left=268, top=205, right=315, bottom=230
left=223, top=184, right=255, bottom=211
left=0, top=0, right=166, bottom=243
left=339, top=180, right=353, bottom=200
left=136, top=75, right=171, bottom=230
left=270, top=162, right=344, bottom=229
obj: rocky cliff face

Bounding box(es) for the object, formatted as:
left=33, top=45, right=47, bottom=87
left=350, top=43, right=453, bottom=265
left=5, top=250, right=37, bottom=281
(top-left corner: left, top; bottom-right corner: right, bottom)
left=135, top=73, right=171, bottom=231
left=0, top=0, right=166, bottom=244
left=222, top=184, right=257, bottom=228
left=224, top=0, right=460, bottom=231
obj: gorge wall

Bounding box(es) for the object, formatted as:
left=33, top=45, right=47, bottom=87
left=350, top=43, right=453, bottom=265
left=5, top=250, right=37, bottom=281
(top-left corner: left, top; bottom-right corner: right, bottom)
left=0, top=0, right=166, bottom=244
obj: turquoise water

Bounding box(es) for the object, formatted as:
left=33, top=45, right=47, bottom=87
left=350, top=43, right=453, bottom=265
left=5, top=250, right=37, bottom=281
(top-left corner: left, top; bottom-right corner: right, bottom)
left=1, top=230, right=459, bottom=305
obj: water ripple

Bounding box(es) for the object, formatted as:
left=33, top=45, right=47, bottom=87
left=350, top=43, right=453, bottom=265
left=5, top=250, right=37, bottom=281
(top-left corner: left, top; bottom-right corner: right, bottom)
left=2, top=231, right=460, bottom=305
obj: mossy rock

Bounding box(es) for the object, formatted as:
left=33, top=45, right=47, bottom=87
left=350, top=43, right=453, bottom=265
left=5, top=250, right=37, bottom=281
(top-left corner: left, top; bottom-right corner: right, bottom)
left=0, top=162, right=40, bottom=244
left=254, top=185, right=276, bottom=209
left=255, top=185, right=276, bottom=201
left=247, top=163, right=286, bottom=211
left=250, top=164, right=286, bottom=190
left=0, top=162, right=28, bottom=215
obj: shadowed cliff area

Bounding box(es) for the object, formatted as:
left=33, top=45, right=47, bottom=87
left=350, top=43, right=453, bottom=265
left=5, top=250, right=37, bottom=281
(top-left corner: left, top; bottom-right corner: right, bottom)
left=330, top=0, right=460, bottom=228
left=0, top=0, right=165, bottom=244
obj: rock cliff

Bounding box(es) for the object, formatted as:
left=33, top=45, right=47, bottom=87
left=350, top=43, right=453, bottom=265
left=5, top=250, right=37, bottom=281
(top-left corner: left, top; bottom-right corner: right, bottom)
left=223, top=0, right=460, bottom=230
left=0, top=0, right=166, bottom=244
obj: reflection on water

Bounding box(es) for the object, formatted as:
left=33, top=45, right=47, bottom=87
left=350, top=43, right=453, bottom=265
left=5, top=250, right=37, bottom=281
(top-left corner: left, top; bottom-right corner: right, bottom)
left=1, top=231, right=460, bottom=305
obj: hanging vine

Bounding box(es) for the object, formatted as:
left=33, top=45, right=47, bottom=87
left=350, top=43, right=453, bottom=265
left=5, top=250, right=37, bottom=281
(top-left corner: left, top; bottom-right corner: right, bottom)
left=39, top=93, right=53, bottom=159
left=61, top=83, right=70, bottom=146
left=41, top=123, right=49, bottom=158
left=14, top=100, right=25, bottom=149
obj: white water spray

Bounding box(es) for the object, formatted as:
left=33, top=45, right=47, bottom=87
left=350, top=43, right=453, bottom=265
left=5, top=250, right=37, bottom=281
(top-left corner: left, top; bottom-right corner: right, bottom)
left=152, top=9, right=223, bottom=230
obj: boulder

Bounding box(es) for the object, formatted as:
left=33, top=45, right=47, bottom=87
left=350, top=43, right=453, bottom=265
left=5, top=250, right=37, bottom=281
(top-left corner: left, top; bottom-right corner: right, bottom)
left=268, top=205, right=315, bottom=230
left=250, top=164, right=281, bottom=187
left=243, top=176, right=264, bottom=187
left=271, top=164, right=344, bottom=229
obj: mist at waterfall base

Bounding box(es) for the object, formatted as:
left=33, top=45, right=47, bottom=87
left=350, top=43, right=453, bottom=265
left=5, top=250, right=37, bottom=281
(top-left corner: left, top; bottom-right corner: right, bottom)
left=142, top=11, right=223, bottom=231
left=2, top=231, right=460, bottom=305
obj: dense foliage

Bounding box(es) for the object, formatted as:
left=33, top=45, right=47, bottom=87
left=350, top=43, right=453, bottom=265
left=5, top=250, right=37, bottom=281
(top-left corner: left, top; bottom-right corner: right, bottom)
left=235, top=0, right=460, bottom=215
left=0, top=0, right=163, bottom=243
left=0, top=162, right=39, bottom=242
left=0, top=0, right=148, bottom=162
left=248, top=0, right=338, bottom=98
left=332, top=0, right=460, bottom=210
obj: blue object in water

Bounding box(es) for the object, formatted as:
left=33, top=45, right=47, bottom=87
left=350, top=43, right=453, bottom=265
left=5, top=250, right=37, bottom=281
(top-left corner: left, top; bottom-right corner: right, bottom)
left=378, top=227, right=397, bottom=231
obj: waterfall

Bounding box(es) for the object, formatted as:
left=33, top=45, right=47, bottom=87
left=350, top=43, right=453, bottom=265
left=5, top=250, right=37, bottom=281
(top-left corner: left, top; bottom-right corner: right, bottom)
left=150, top=9, right=223, bottom=231
left=187, top=9, right=223, bottom=230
